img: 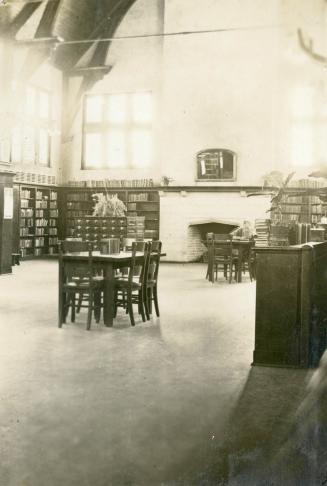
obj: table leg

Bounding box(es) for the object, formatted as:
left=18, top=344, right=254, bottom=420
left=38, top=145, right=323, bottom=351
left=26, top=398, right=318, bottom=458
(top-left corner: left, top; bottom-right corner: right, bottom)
left=104, top=263, right=115, bottom=327
left=237, top=247, right=243, bottom=283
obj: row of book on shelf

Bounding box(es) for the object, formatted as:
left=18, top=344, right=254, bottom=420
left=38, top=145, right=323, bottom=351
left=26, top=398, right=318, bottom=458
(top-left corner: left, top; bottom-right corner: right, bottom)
left=254, top=219, right=327, bottom=246
left=67, top=179, right=155, bottom=188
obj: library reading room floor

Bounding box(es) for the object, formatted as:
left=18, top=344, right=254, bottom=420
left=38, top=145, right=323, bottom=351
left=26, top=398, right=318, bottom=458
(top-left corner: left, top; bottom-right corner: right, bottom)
left=0, top=261, right=326, bottom=486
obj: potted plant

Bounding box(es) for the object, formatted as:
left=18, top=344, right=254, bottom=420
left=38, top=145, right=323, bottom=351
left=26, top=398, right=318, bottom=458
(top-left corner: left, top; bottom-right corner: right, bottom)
left=92, top=193, right=127, bottom=217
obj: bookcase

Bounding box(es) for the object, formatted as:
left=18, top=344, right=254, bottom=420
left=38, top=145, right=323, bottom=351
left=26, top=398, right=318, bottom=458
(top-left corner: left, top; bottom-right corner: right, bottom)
left=274, top=193, right=323, bottom=225
left=60, top=187, right=160, bottom=244
left=18, top=184, right=59, bottom=258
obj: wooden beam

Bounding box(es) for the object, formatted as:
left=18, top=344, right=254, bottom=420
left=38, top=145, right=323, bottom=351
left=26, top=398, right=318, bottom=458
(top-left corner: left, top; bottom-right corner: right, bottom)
left=34, top=0, right=61, bottom=38
left=62, top=42, right=112, bottom=140
left=3, top=1, right=41, bottom=36
left=14, top=35, right=61, bottom=45
left=67, top=65, right=112, bottom=76
left=56, top=0, right=137, bottom=71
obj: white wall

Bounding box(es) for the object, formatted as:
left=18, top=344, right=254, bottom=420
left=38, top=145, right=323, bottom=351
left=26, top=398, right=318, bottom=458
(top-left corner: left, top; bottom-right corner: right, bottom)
left=160, top=0, right=327, bottom=186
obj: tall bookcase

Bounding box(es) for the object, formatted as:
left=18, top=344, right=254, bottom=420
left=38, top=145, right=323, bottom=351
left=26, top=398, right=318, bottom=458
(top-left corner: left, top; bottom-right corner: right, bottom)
left=18, top=184, right=59, bottom=258
left=274, top=193, right=323, bottom=225
left=59, top=187, right=160, bottom=243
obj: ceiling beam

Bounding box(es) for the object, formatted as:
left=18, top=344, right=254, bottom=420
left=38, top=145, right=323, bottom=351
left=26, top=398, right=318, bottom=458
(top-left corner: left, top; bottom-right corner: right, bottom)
left=3, top=1, right=41, bottom=36
left=15, top=0, right=62, bottom=83
left=34, top=0, right=61, bottom=38
left=67, top=65, right=112, bottom=76
left=56, top=0, right=137, bottom=71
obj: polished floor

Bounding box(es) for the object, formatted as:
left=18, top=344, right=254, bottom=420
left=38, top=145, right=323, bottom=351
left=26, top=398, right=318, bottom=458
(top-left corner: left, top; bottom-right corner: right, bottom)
left=0, top=261, right=326, bottom=486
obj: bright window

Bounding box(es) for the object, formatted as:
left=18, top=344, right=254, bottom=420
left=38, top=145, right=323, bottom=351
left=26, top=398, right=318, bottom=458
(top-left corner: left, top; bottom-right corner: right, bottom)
left=11, top=86, right=52, bottom=167
left=82, top=92, right=153, bottom=169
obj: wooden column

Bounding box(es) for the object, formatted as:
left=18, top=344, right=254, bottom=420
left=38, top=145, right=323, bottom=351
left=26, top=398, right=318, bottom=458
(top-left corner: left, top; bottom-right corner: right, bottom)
left=0, top=170, right=15, bottom=274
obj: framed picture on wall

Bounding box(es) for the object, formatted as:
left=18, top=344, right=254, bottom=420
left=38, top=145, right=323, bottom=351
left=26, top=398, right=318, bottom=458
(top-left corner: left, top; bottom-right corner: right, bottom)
left=196, top=149, right=236, bottom=181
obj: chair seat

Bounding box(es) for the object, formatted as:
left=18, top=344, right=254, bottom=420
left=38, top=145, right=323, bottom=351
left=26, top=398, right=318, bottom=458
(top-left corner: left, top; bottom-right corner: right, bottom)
left=64, top=279, right=104, bottom=290
left=115, top=278, right=142, bottom=291
left=213, top=256, right=238, bottom=262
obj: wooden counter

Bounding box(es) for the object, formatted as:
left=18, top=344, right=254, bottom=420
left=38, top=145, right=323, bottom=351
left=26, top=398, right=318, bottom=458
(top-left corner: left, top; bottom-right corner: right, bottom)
left=253, top=242, right=327, bottom=368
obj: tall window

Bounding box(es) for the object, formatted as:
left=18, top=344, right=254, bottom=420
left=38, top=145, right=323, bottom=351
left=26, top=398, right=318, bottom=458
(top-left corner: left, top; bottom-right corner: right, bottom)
left=82, top=92, right=153, bottom=169
left=11, top=86, right=52, bottom=167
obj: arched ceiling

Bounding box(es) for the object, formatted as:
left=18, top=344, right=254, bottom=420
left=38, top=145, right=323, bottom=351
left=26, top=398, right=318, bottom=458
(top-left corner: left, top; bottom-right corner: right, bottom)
left=0, top=0, right=138, bottom=72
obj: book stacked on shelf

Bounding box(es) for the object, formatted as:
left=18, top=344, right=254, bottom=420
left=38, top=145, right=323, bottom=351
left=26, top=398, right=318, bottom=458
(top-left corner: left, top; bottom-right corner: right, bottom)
left=14, top=172, right=56, bottom=185
left=66, top=178, right=154, bottom=188
left=269, top=224, right=289, bottom=246
left=288, top=178, right=326, bottom=189
left=255, top=219, right=270, bottom=247
left=296, top=223, right=311, bottom=244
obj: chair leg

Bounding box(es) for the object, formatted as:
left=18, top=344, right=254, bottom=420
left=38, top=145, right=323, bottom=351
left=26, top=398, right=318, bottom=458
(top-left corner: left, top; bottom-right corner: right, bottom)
left=148, top=288, right=153, bottom=314
left=138, top=291, right=146, bottom=322
left=229, top=261, right=233, bottom=284
left=114, top=289, right=118, bottom=317
left=71, top=295, right=76, bottom=322
left=94, top=291, right=101, bottom=323
left=77, top=292, right=83, bottom=313
left=87, top=294, right=93, bottom=330
left=127, top=291, right=135, bottom=326
left=143, top=287, right=150, bottom=320
left=153, top=286, right=160, bottom=317
left=59, top=292, right=65, bottom=328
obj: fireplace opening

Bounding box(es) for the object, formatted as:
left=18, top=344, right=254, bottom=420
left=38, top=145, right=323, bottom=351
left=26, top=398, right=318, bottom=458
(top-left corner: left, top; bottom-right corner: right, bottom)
left=188, top=219, right=240, bottom=262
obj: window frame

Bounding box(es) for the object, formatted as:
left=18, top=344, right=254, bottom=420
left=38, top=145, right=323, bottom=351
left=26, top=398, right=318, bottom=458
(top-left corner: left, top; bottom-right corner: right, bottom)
left=81, top=91, right=153, bottom=170
left=196, top=148, right=237, bottom=182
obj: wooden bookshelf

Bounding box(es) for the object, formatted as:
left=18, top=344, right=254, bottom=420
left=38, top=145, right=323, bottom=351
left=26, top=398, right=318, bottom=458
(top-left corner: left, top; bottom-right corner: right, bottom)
left=17, top=184, right=59, bottom=258
left=59, top=187, right=160, bottom=243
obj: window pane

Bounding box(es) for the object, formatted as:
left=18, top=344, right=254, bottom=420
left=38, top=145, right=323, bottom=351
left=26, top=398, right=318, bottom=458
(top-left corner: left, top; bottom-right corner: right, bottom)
left=11, top=126, right=22, bottom=163
left=107, top=130, right=126, bottom=167
left=25, top=87, right=36, bottom=116
left=84, top=133, right=103, bottom=168
left=131, top=130, right=152, bottom=168
left=39, top=129, right=49, bottom=166
left=39, top=91, right=50, bottom=119
left=22, top=126, right=35, bottom=164
left=85, top=96, right=102, bottom=123
left=132, top=93, right=152, bottom=123
left=107, top=94, right=127, bottom=123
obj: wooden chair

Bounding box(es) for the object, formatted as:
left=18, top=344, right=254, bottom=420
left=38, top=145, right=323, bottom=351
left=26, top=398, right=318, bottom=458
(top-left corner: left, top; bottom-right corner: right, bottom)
left=206, top=233, right=238, bottom=283
left=58, top=247, right=104, bottom=330
left=114, top=241, right=150, bottom=326
left=61, top=239, right=96, bottom=312
left=145, top=240, right=162, bottom=318
left=240, top=241, right=256, bottom=282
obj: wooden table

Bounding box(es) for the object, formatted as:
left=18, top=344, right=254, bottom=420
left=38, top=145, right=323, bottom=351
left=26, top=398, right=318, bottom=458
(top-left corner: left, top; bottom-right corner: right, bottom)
left=230, top=240, right=254, bottom=282
left=60, top=251, right=165, bottom=327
